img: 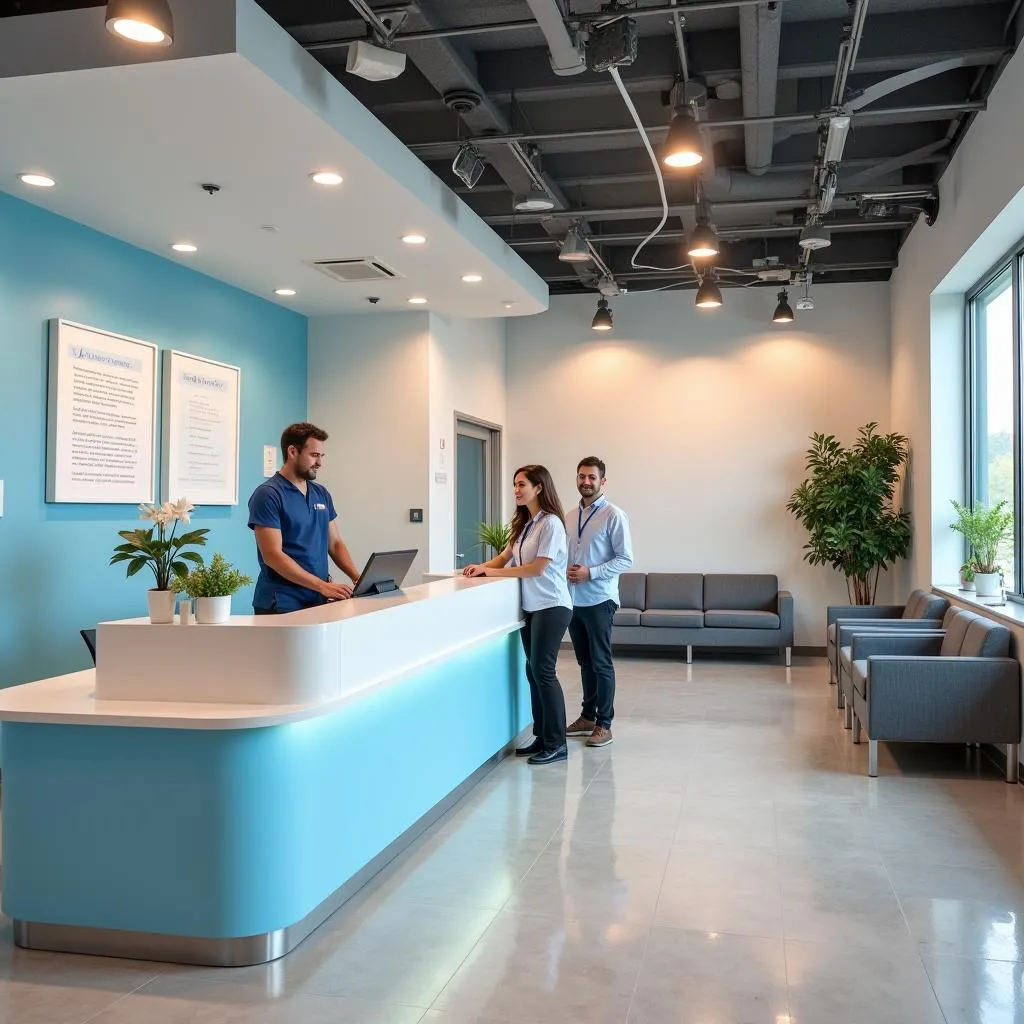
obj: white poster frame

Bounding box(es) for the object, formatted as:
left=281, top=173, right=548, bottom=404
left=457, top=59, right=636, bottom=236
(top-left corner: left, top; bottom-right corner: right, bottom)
left=161, top=349, right=241, bottom=506
left=45, top=319, right=159, bottom=504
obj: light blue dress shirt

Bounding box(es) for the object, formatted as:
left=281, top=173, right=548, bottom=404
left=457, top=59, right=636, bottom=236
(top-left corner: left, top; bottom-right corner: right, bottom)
left=508, top=511, right=573, bottom=613
left=566, top=498, right=634, bottom=608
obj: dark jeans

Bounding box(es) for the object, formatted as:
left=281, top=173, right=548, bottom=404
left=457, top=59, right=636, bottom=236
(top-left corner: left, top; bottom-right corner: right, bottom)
left=568, top=600, right=617, bottom=728
left=521, top=605, right=572, bottom=750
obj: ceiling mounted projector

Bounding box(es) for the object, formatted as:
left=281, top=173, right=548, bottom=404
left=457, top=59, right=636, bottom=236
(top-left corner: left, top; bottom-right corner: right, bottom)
left=346, top=40, right=407, bottom=81
left=798, top=224, right=832, bottom=250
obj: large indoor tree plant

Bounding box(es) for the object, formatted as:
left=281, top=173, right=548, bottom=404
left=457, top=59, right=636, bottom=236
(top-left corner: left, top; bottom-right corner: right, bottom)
left=787, top=422, right=912, bottom=604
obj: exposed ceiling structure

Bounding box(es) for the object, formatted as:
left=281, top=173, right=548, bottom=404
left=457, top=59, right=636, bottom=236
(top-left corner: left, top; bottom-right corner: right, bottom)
left=2, top=0, right=1021, bottom=301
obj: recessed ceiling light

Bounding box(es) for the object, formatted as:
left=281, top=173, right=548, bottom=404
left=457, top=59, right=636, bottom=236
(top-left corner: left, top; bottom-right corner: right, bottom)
left=408, top=296, right=428, bottom=304
left=402, top=234, right=427, bottom=245
left=503, top=301, right=514, bottom=309
left=171, top=243, right=198, bottom=253
left=106, top=0, right=174, bottom=46
left=19, top=173, right=55, bottom=188
left=462, top=274, right=483, bottom=283
left=310, top=171, right=343, bottom=186
left=275, top=288, right=297, bottom=297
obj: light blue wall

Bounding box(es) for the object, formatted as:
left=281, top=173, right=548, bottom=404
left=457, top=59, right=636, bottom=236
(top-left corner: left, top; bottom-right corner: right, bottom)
left=0, top=192, right=307, bottom=689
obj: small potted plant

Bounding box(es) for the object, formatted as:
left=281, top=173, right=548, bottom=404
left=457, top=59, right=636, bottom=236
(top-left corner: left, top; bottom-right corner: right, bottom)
left=959, top=558, right=978, bottom=592
left=476, top=521, right=513, bottom=560
left=110, top=499, right=208, bottom=623
left=173, top=552, right=252, bottom=624
left=950, top=499, right=1014, bottom=598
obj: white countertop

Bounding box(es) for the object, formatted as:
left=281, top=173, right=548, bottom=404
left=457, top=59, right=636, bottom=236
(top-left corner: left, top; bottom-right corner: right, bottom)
left=0, top=577, right=523, bottom=729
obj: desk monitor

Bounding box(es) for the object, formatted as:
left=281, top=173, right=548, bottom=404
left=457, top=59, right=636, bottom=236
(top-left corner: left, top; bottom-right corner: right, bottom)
left=352, top=549, right=418, bottom=597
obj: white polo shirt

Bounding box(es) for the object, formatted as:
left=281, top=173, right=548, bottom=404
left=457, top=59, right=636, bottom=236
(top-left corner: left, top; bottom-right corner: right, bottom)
left=566, top=497, right=634, bottom=608
left=508, top=510, right=572, bottom=613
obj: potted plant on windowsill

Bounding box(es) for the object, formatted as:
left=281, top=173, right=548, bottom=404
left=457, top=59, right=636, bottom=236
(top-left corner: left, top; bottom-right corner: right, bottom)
left=950, top=499, right=1014, bottom=598
left=959, top=558, right=978, bottom=592
left=173, top=553, right=252, bottom=624
left=110, top=499, right=209, bottom=623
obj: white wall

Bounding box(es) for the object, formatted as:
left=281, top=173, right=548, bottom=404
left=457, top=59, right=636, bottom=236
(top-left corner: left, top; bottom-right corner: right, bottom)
left=506, top=285, right=892, bottom=646
left=427, top=313, right=507, bottom=572
left=891, top=41, right=1024, bottom=594
left=308, top=312, right=431, bottom=582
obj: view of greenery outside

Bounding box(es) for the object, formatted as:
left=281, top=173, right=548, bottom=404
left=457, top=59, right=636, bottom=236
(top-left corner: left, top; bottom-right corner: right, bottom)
left=973, top=275, right=1016, bottom=590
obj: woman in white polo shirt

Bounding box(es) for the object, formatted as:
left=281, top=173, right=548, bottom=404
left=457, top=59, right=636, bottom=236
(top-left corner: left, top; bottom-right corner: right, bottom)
left=463, top=464, right=572, bottom=765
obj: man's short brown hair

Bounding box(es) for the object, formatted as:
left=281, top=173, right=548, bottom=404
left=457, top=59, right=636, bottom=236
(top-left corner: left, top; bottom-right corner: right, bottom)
left=280, top=422, right=328, bottom=459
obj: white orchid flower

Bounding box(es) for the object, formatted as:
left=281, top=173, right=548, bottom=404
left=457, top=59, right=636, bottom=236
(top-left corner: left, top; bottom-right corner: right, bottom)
left=170, top=497, right=195, bottom=525
left=138, top=503, right=158, bottom=522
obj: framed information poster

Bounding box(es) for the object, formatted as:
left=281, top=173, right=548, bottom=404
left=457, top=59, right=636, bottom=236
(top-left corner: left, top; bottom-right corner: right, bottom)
left=161, top=350, right=241, bottom=505
left=46, top=319, right=158, bottom=504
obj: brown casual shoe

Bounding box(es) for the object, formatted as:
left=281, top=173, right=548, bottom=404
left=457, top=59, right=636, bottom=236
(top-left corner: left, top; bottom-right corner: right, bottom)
left=586, top=726, right=613, bottom=747
left=566, top=716, right=596, bottom=737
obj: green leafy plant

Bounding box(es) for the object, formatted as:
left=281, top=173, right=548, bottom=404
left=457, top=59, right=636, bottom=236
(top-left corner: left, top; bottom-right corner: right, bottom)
left=949, top=499, right=1014, bottom=574
left=787, top=422, right=912, bottom=605
left=960, top=558, right=978, bottom=584
left=476, top=521, right=513, bottom=557
left=110, top=499, right=208, bottom=591
left=172, top=553, right=252, bottom=599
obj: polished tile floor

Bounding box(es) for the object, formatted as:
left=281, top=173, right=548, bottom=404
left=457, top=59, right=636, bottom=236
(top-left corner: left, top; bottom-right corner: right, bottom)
left=2, top=653, right=1024, bottom=1023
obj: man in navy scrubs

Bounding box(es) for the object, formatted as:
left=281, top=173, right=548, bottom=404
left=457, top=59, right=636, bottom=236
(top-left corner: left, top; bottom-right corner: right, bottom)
left=247, top=422, right=359, bottom=613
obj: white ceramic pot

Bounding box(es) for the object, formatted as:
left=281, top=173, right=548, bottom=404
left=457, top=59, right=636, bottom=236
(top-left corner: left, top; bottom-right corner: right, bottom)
left=195, top=595, right=232, bottom=624
left=147, top=588, right=176, bottom=624
left=974, top=572, right=1001, bottom=598
left=959, top=573, right=975, bottom=592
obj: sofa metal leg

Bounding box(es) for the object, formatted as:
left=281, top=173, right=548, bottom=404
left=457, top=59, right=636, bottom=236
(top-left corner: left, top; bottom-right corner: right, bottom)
left=837, top=685, right=844, bottom=710
left=844, top=701, right=853, bottom=730
left=868, top=740, right=878, bottom=777
left=1008, top=744, right=1020, bottom=784
left=785, top=647, right=792, bottom=667
left=852, top=715, right=861, bottom=744
left=686, top=645, right=692, bottom=665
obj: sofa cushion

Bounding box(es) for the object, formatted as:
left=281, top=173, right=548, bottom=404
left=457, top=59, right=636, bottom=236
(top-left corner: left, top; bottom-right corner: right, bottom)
left=704, top=610, right=781, bottom=629
left=613, top=608, right=642, bottom=627
left=640, top=609, right=704, bottom=628
left=852, top=659, right=869, bottom=697
left=618, top=573, right=647, bottom=612
left=839, top=646, right=854, bottom=675
left=939, top=609, right=977, bottom=656
left=645, top=573, right=703, bottom=610
left=960, top=618, right=1011, bottom=658
left=702, top=574, right=778, bottom=612
left=903, top=589, right=948, bottom=620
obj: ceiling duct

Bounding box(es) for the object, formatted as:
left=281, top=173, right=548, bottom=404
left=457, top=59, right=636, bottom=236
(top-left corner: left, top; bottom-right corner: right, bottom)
left=738, top=3, right=781, bottom=175
left=525, top=0, right=586, bottom=76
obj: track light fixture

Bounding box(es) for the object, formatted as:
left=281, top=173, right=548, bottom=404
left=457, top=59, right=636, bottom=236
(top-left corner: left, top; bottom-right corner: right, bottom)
left=106, top=0, right=174, bottom=45
left=558, top=226, right=592, bottom=263
left=695, top=272, right=722, bottom=309
left=591, top=297, right=613, bottom=331
left=687, top=218, right=720, bottom=259
left=772, top=289, right=794, bottom=323
left=662, top=109, right=703, bottom=169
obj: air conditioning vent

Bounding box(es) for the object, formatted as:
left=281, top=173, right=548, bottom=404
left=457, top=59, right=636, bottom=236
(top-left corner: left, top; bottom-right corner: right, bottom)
left=310, top=259, right=401, bottom=283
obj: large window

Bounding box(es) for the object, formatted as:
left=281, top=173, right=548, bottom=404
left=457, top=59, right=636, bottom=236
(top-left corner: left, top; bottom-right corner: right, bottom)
left=968, top=263, right=1018, bottom=592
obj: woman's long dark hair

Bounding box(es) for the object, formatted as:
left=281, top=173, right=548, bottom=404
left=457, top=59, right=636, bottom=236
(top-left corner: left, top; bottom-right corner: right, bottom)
left=509, top=464, right=566, bottom=544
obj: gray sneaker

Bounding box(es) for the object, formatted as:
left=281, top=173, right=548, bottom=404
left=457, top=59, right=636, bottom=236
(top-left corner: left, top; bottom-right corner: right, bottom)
left=566, top=716, right=596, bottom=737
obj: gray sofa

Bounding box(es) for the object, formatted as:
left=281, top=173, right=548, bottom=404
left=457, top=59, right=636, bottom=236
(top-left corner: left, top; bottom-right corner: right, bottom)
left=843, top=609, right=1020, bottom=780
left=612, top=573, right=794, bottom=664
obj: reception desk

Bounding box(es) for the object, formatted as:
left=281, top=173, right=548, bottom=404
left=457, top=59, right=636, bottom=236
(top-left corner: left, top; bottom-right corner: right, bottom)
left=0, top=577, right=528, bottom=966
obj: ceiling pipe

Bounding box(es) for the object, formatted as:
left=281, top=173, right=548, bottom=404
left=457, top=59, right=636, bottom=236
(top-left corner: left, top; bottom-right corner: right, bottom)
left=524, top=0, right=586, bottom=76
left=739, top=3, right=782, bottom=175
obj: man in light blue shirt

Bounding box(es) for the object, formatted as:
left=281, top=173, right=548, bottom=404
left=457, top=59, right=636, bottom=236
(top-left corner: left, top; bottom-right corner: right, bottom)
left=566, top=457, right=633, bottom=747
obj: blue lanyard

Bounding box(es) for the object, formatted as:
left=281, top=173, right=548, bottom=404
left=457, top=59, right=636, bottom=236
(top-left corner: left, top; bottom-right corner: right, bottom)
left=577, top=499, right=606, bottom=539
left=518, top=513, right=543, bottom=564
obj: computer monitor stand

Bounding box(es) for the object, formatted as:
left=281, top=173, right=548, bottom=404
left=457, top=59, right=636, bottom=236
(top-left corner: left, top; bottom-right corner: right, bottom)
left=361, top=579, right=398, bottom=596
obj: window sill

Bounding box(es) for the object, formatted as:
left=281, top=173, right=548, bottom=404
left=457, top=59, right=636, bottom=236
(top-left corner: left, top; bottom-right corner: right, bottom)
left=933, top=584, right=1024, bottom=631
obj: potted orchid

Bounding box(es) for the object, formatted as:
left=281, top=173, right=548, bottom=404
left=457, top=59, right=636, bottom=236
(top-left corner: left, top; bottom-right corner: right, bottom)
left=110, top=498, right=209, bottom=623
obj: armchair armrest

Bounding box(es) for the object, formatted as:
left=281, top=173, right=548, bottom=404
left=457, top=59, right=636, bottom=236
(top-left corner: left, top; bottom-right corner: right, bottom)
left=863, top=656, right=1022, bottom=743
left=777, top=590, right=794, bottom=643
left=837, top=618, right=944, bottom=649
left=827, top=604, right=904, bottom=627
left=851, top=632, right=944, bottom=659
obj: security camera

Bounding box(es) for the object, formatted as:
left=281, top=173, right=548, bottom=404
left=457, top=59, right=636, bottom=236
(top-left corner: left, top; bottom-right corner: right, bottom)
left=368, top=296, right=380, bottom=304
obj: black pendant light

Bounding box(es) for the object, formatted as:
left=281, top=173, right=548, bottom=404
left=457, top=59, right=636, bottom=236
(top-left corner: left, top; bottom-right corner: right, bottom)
left=662, top=110, right=704, bottom=169
left=591, top=298, right=613, bottom=331
left=687, top=219, right=720, bottom=259
left=106, top=0, right=174, bottom=46
left=695, top=273, right=722, bottom=309
left=772, top=289, right=795, bottom=323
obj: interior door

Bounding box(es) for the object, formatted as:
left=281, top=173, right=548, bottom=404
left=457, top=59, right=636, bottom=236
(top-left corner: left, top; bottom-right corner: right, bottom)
left=455, top=420, right=497, bottom=570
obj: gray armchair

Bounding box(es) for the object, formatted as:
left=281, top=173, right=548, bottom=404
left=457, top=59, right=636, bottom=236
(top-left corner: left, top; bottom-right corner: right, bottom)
left=825, top=589, right=949, bottom=688
left=846, top=613, right=1020, bottom=781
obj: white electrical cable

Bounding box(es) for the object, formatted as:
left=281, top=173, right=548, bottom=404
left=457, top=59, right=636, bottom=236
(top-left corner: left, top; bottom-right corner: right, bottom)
left=607, top=66, right=691, bottom=273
